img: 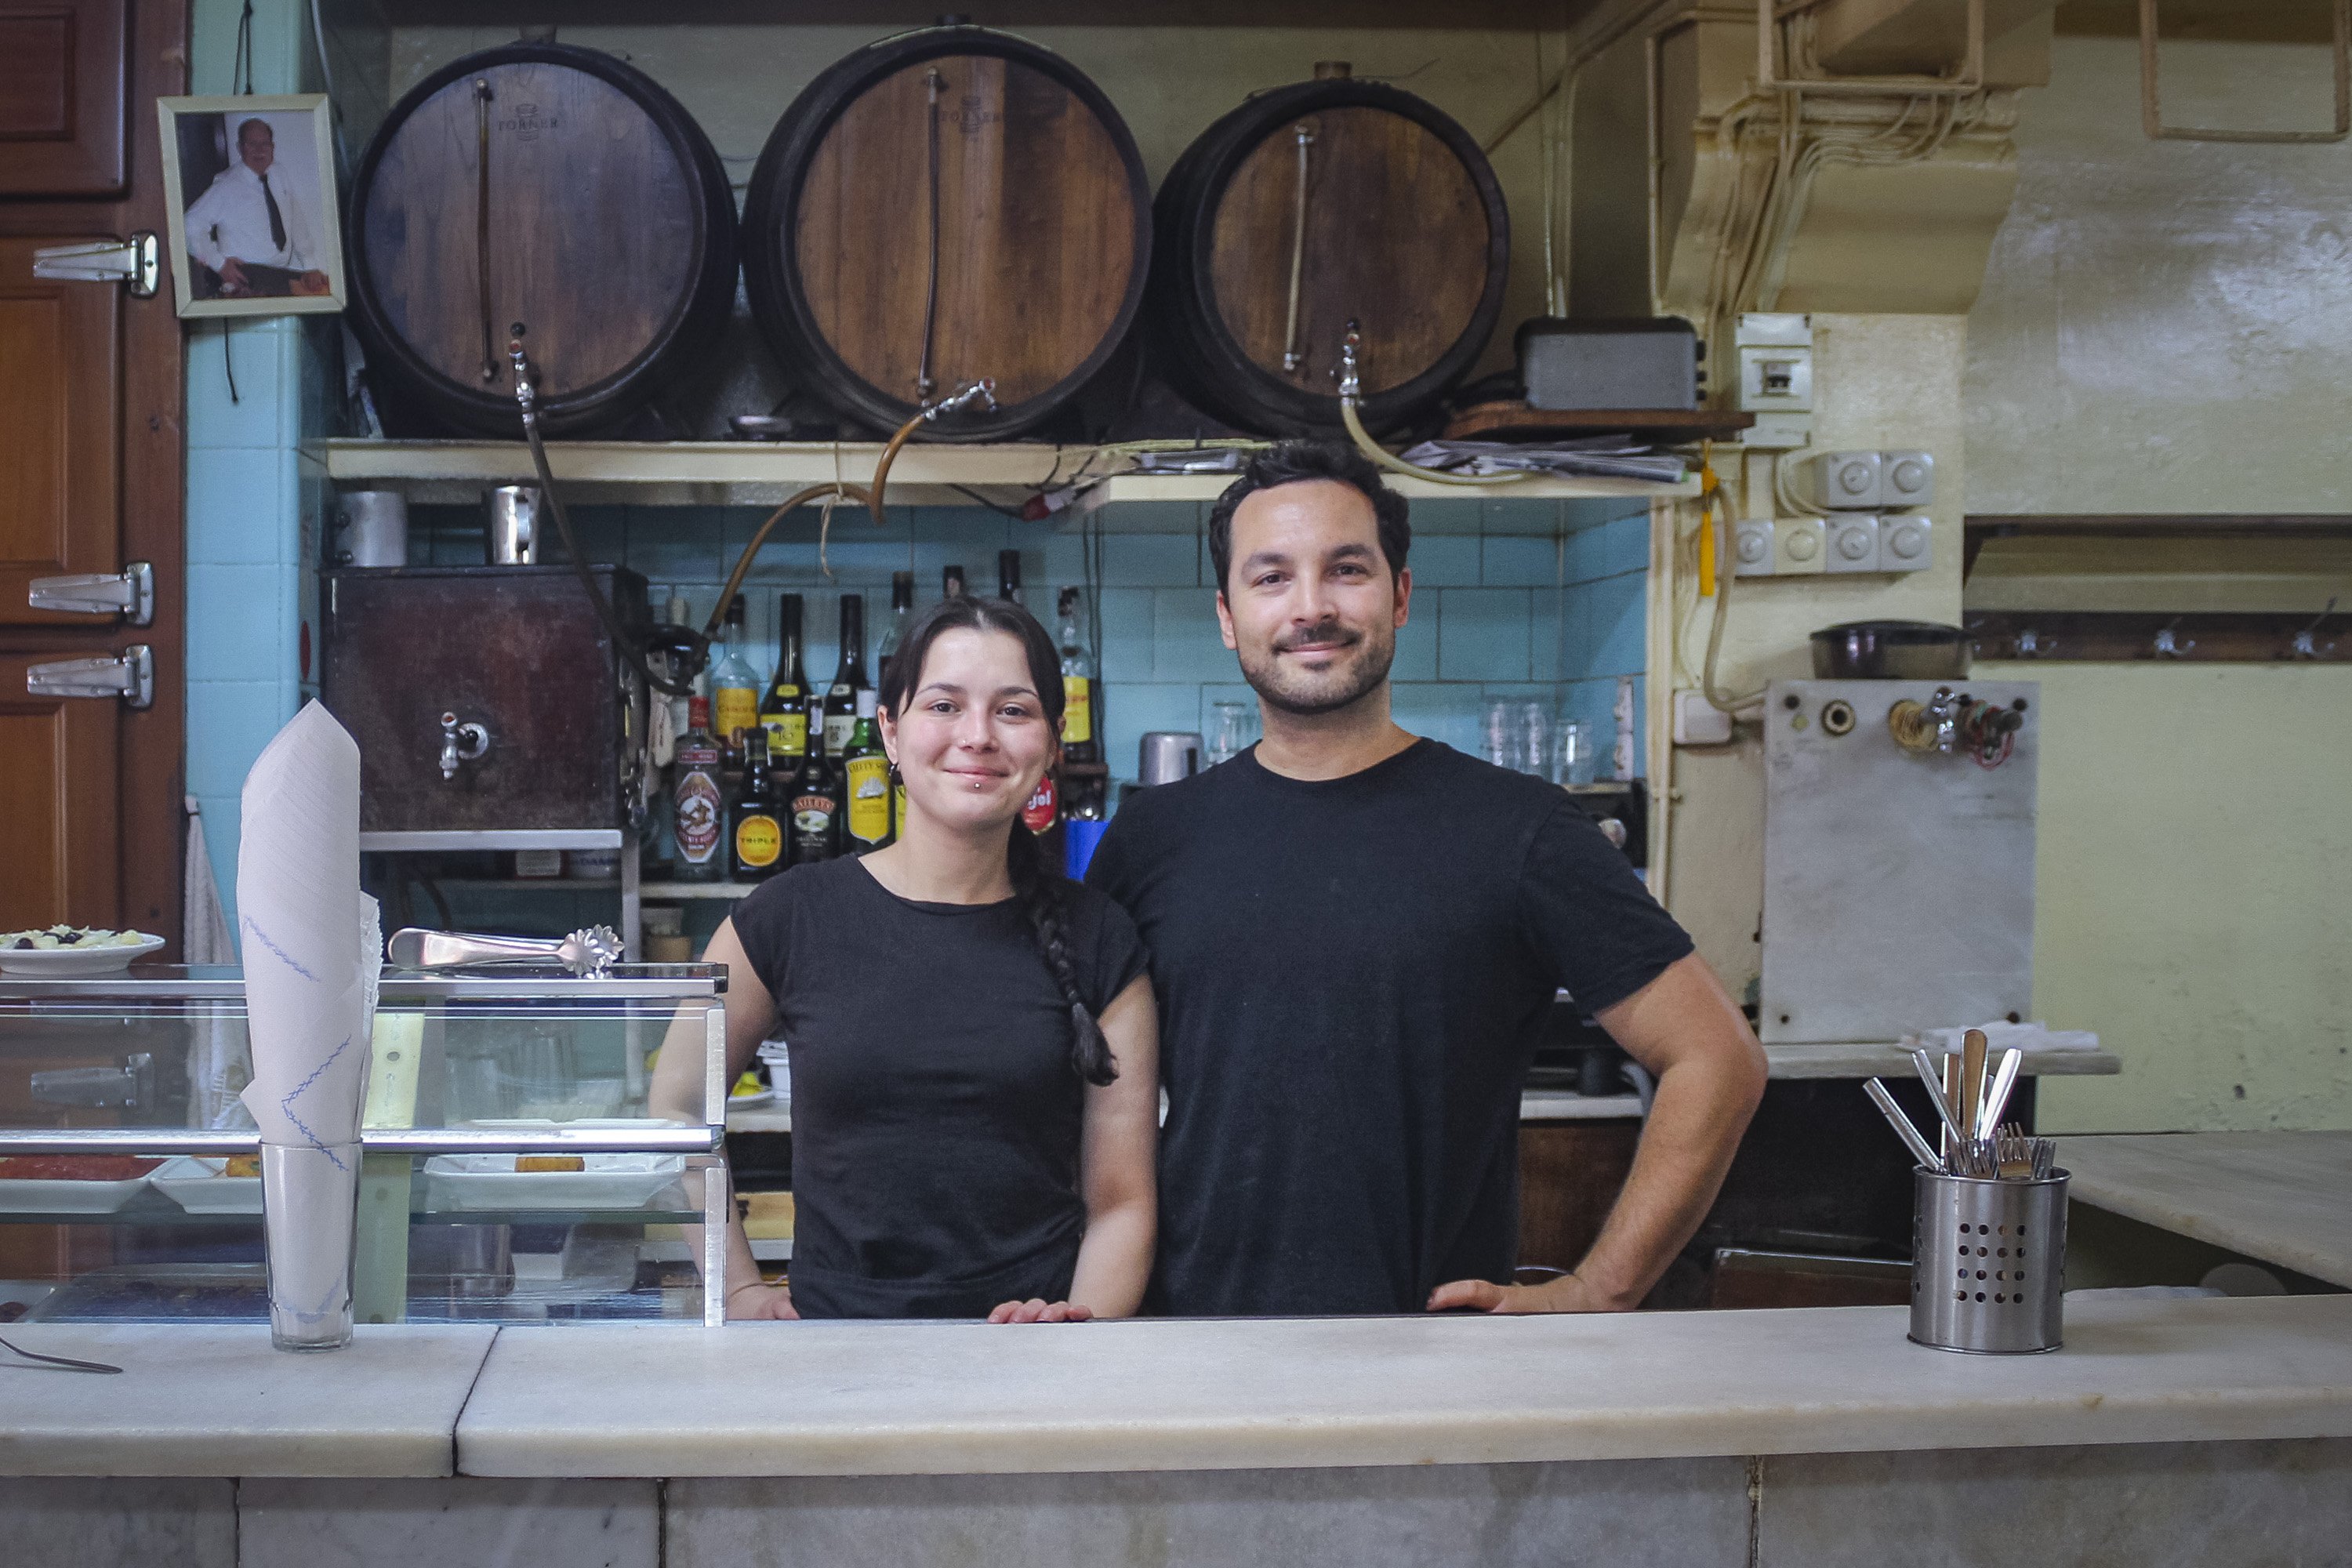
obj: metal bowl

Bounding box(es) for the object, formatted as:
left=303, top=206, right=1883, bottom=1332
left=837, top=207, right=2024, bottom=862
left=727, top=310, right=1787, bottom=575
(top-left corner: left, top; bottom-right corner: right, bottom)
left=1809, top=621, right=1970, bottom=681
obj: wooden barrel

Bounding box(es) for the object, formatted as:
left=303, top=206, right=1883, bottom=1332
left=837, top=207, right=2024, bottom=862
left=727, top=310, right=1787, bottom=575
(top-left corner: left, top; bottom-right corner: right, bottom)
left=741, top=27, right=1151, bottom=441
left=346, top=43, right=739, bottom=437
left=1149, top=69, right=1510, bottom=437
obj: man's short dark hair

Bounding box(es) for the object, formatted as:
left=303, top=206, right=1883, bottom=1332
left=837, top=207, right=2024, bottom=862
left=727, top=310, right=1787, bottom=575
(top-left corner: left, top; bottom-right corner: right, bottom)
left=1207, top=439, right=1411, bottom=594
left=237, top=117, right=273, bottom=147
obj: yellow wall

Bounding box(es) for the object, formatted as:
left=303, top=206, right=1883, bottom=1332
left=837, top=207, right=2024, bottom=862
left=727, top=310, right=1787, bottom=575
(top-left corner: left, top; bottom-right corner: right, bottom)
left=1964, top=31, right=2352, bottom=1131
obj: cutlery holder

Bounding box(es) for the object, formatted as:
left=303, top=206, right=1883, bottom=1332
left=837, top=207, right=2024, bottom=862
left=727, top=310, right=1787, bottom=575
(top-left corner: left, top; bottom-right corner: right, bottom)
left=1909, top=1167, right=2067, bottom=1354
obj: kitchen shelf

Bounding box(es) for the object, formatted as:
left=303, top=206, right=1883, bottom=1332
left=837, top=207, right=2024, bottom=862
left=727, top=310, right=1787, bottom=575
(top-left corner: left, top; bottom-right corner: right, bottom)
left=311, top=439, right=1695, bottom=514
left=641, top=881, right=764, bottom=901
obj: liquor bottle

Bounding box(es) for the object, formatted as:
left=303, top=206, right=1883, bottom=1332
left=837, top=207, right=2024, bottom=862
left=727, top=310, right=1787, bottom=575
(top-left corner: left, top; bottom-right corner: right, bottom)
left=730, top=730, right=786, bottom=881
left=709, top=596, right=761, bottom=764
left=942, top=563, right=967, bottom=601
left=1056, top=586, right=1099, bottom=765
left=759, top=593, right=811, bottom=765
left=997, top=549, right=1023, bottom=605
left=822, top=593, right=866, bottom=759
left=876, top=571, right=915, bottom=693
left=787, top=727, right=843, bottom=866
left=673, top=698, right=726, bottom=884
left=842, top=690, right=891, bottom=853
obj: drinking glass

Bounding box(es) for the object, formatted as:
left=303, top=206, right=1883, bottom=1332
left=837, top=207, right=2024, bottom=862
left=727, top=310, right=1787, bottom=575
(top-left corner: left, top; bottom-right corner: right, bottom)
left=1518, top=700, right=1550, bottom=776
left=1553, top=720, right=1595, bottom=786
left=1481, top=699, right=1512, bottom=768
left=1209, top=701, right=1254, bottom=765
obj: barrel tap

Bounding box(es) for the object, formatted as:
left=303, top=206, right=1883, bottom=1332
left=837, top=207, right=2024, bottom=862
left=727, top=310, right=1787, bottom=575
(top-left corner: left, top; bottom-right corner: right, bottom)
left=1888, top=688, right=1961, bottom=754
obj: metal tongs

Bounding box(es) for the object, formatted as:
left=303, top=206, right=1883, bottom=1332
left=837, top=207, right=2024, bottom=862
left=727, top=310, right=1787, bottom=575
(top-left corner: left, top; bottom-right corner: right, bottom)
left=386, top=927, right=622, bottom=978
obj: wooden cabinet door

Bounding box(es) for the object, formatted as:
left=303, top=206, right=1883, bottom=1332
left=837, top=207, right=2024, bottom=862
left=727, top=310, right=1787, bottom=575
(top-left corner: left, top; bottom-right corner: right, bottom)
left=0, top=0, right=185, bottom=945
left=0, top=0, right=129, bottom=196
left=0, top=234, right=120, bottom=626
left=1516, top=1120, right=1639, bottom=1275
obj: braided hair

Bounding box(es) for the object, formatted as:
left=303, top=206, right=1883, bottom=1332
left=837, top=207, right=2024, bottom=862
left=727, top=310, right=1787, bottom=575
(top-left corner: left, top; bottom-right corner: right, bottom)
left=874, top=594, right=1118, bottom=1087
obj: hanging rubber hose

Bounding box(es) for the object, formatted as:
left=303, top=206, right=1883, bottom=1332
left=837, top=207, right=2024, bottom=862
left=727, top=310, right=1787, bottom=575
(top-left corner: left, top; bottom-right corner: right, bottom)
left=1334, top=322, right=1530, bottom=488
left=1696, top=446, right=1764, bottom=716
left=510, top=325, right=994, bottom=693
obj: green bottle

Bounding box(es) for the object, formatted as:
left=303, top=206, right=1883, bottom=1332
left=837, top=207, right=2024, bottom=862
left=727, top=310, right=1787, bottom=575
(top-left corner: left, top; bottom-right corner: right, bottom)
left=842, top=689, right=892, bottom=852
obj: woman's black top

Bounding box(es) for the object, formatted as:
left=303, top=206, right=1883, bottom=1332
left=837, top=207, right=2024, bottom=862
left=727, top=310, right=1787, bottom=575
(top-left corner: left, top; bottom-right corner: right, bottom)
left=729, top=856, right=1148, bottom=1319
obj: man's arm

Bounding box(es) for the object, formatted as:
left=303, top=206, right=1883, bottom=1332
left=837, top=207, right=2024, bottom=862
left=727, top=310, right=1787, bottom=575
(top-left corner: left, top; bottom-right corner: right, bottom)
left=1428, top=953, right=1766, bottom=1313
left=182, top=186, right=227, bottom=273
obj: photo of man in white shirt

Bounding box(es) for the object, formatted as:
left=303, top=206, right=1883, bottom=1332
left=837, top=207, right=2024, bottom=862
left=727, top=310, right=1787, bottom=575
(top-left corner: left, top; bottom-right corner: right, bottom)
left=182, top=115, right=330, bottom=299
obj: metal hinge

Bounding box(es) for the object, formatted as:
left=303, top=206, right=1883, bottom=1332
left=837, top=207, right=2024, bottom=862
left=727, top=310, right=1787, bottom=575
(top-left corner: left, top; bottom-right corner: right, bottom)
left=29, top=562, right=154, bottom=627
left=30, top=1054, right=154, bottom=1111
left=27, top=645, right=154, bottom=710
left=32, top=234, right=161, bottom=298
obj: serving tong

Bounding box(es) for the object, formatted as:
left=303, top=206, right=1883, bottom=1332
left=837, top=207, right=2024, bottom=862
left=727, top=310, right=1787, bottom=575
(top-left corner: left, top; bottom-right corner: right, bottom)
left=385, top=926, right=622, bottom=978
left=1863, top=1028, right=2056, bottom=1179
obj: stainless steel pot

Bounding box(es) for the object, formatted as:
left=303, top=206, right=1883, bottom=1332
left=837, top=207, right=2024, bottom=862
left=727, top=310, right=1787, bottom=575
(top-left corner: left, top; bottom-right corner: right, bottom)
left=1810, top=620, right=1970, bottom=680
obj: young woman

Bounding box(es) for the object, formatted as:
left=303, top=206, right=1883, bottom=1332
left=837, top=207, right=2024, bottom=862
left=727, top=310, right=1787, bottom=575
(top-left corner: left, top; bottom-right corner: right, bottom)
left=649, top=596, right=1158, bottom=1321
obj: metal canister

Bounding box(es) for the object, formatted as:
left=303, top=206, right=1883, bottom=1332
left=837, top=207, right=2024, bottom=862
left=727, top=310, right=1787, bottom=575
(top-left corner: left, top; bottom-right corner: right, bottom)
left=1910, top=1167, right=2067, bottom=1353
left=1138, top=731, right=1204, bottom=786
left=487, top=485, right=540, bottom=565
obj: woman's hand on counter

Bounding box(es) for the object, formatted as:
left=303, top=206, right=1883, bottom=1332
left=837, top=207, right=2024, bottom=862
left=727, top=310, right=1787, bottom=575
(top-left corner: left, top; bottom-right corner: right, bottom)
left=1424, top=1272, right=1629, bottom=1316
left=727, top=1281, right=800, bottom=1321
left=987, top=1298, right=1095, bottom=1324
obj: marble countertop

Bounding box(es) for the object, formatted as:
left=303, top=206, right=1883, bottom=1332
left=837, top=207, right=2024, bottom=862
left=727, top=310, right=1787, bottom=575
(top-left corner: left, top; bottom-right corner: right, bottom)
left=454, top=1293, right=2352, bottom=1479
left=0, top=1323, right=495, bottom=1477
left=2060, top=1131, right=2352, bottom=1289
left=1765, top=1042, right=2121, bottom=1080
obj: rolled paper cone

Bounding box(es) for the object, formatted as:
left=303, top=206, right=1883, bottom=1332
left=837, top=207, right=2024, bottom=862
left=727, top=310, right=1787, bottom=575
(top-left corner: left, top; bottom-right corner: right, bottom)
left=263, top=1139, right=362, bottom=1352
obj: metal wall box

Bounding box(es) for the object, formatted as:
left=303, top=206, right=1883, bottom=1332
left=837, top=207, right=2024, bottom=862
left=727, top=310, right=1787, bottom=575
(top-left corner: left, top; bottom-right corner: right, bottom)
left=322, top=565, right=649, bottom=833
left=1760, top=679, right=2038, bottom=1044
left=1516, top=317, right=1700, bottom=412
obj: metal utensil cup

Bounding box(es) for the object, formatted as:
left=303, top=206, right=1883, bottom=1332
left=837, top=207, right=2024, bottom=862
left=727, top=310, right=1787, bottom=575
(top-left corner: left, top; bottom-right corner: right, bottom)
left=1910, top=1166, right=2067, bottom=1354
left=262, top=1141, right=362, bottom=1352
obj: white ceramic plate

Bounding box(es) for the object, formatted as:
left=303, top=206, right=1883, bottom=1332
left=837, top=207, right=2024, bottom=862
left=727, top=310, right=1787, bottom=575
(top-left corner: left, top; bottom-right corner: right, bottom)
left=0, top=934, right=165, bottom=976
left=149, top=1156, right=264, bottom=1214
left=423, top=1152, right=687, bottom=1213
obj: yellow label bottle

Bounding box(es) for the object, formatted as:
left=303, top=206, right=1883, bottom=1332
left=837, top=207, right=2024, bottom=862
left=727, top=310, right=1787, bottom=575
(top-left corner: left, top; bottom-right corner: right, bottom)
left=845, top=756, right=891, bottom=848
left=1062, top=677, right=1093, bottom=746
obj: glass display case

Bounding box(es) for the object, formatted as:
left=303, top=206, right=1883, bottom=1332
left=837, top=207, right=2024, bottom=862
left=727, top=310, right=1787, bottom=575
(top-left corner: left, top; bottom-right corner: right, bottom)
left=0, top=964, right=729, bottom=1327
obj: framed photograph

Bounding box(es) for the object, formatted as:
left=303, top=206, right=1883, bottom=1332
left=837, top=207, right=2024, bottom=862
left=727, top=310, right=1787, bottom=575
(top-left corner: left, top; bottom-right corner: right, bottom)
left=156, top=94, right=346, bottom=318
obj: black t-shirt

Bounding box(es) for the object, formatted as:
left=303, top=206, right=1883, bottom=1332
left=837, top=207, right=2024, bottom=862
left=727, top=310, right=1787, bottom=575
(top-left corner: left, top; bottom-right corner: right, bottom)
left=729, top=856, right=1149, bottom=1319
left=1086, top=739, right=1693, bottom=1317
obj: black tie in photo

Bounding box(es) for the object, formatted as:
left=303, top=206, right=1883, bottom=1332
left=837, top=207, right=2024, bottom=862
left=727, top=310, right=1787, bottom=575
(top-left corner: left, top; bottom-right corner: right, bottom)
left=261, top=173, right=286, bottom=252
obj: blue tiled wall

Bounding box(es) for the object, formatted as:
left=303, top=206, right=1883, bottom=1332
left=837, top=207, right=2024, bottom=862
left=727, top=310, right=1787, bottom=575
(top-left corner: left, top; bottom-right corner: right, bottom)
left=408, top=495, right=1652, bottom=792
left=181, top=0, right=328, bottom=942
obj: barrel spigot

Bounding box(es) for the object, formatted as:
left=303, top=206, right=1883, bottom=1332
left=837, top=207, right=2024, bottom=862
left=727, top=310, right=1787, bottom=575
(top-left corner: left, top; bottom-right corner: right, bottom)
left=440, top=711, right=492, bottom=781
left=506, top=324, right=539, bottom=430
left=925, top=378, right=998, bottom=420
left=1335, top=321, right=1363, bottom=401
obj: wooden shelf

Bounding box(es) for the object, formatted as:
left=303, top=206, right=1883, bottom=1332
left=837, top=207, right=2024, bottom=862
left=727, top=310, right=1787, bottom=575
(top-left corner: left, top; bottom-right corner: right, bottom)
left=311, top=439, right=1695, bottom=517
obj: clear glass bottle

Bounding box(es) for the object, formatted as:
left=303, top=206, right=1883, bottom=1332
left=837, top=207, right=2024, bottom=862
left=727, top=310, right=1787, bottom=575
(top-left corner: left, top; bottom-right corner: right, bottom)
left=876, top=571, right=915, bottom=694
left=1056, top=586, right=1099, bottom=765
left=708, top=596, right=762, bottom=765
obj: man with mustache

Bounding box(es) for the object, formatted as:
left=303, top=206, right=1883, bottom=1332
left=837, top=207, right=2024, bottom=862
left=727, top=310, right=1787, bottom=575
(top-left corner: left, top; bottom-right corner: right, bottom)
left=1087, top=440, right=1766, bottom=1317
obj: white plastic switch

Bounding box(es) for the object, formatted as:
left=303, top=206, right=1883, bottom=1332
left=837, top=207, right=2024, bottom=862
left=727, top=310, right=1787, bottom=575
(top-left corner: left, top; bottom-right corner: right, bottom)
left=1824, top=515, right=1881, bottom=573
left=1733, top=519, right=1776, bottom=576
left=1740, top=413, right=1812, bottom=449
left=1880, top=514, right=1933, bottom=572
left=1733, top=314, right=1813, bottom=416
left=1775, top=516, right=1825, bottom=575
left=1801, top=451, right=1882, bottom=510
left=1673, top=688, right=1736, bottom=745
left=1882, top=450, right=1935, bottom=508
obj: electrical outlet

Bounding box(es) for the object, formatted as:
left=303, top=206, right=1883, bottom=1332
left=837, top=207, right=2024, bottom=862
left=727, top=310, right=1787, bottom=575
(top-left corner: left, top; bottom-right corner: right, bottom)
left=1733, top=519, right=1776, bottom=577
left=1775, top=516, right=1826, bottom=575
left=1824, top=515, right=1881, bottom=573
left=1800, top=450, right=1882, bottom=510
left=1882, top=450, right=1935, bottom=508
left=1879, top=514, right=1933, bottom=572
left=1674, top=688, right=1736, bottom=745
